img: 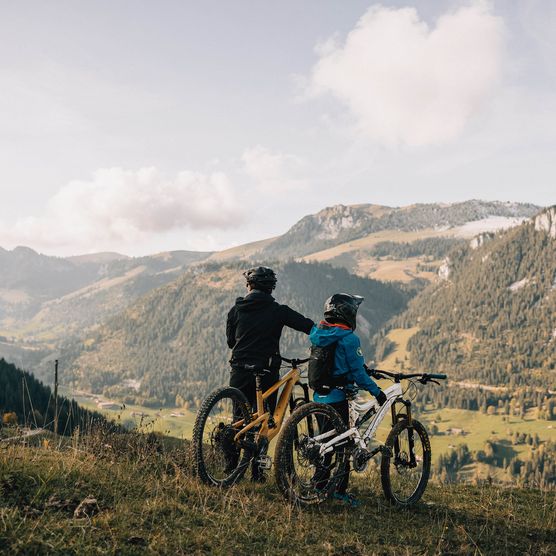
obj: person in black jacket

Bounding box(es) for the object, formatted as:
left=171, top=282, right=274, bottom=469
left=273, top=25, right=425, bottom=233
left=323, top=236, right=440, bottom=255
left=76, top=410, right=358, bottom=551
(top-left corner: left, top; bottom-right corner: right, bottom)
left=226, top=267, right=314, bottom=415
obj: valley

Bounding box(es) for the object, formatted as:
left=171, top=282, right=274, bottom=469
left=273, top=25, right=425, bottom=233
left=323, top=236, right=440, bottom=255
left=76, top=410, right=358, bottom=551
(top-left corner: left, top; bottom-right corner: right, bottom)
left=1, top=199, right=554, bottom=489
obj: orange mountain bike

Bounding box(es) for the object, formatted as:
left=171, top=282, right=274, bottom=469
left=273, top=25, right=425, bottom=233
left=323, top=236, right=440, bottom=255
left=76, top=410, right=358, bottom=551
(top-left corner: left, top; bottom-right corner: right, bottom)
left=192, top=356, right=310, bottom=487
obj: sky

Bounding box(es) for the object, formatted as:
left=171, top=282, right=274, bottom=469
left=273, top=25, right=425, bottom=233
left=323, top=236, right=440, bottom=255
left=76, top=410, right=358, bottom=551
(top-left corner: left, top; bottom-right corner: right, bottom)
left=0, top=0, right=555, bottom=256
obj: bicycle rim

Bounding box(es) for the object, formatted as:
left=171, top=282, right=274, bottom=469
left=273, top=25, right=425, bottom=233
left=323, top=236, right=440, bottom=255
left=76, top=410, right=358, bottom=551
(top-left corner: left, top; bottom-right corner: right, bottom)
left=277, top=403, right=347, bottom=505
left=195, top=389, right=251, bottom=486
left=382, top=420, right=430, bottom=505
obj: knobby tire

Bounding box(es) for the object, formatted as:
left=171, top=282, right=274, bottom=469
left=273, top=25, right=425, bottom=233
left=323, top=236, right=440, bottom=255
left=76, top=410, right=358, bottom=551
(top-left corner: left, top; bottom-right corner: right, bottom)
left=192, top=387, right=252, bottom=487
left=274, top=402, right=348, bottom=506
left=380, top=418, right=431, bottom=506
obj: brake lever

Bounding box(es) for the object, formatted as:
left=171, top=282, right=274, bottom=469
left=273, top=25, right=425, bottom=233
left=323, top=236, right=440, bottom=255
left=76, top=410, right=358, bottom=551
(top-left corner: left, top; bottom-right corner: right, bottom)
left=418, top=377, right=440, bottom=385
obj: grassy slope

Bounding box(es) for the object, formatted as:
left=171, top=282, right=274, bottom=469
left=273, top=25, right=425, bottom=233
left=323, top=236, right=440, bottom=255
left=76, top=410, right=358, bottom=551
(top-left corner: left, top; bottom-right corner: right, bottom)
left=358, top=257, right=440, bottom=283
left=302, top=229, right=449, bottom=262
left=1, top=439, right=554, bottom=555
left=69, top=390, right=198, bottom=439
left=377, top=327, right=419, bottom=370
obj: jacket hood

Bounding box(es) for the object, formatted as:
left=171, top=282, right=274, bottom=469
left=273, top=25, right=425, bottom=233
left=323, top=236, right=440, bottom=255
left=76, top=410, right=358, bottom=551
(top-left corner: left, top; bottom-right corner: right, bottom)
left=309, top=321, right=352, bottom=347
left=235, top=290, right=275, bottom=312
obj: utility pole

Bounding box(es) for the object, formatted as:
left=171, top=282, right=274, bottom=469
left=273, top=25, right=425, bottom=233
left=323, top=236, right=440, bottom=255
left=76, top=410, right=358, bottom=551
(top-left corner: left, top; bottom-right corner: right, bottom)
left=54, top=359, right=59, bottom=435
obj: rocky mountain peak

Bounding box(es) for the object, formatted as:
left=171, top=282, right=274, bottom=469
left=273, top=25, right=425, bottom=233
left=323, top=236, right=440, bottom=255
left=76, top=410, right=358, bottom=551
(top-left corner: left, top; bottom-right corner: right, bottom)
left=315, top=204, right=361, bottom=240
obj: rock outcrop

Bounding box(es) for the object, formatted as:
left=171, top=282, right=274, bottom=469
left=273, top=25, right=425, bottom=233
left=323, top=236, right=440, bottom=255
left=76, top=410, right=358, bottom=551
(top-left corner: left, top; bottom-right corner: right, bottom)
left=534, top=206, right=556, bottom=239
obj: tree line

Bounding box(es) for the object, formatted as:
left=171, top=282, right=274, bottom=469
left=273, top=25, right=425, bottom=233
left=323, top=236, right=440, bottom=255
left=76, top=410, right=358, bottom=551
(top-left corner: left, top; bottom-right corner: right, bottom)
left=0, top=358, right=109, bottom=435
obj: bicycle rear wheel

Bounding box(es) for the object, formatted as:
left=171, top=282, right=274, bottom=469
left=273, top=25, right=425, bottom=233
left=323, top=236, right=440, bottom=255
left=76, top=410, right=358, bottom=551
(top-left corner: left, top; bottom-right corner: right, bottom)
left=274, top=402, right=348, bottom=506
left=380, top=419, right=431, bottom=506
left=192, top=387, right=252, bottom=487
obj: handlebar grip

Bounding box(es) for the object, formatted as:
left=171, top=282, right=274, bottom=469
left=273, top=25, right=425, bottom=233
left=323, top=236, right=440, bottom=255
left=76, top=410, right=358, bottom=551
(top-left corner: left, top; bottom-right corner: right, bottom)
left=428, top=373, right=447, bottom=380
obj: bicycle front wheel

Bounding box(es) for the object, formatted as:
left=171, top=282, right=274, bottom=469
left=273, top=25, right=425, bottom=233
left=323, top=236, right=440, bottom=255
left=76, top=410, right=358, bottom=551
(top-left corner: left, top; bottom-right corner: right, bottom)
left=192, top=387, right=252, bottom=487
left=380, top=418, right=431, bottom=506
left=274, top=402, right=348, bottom=506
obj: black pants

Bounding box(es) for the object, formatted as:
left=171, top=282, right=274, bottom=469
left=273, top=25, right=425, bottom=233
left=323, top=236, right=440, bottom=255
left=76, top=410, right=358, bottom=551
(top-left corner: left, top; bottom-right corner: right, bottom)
left=229, top=367, right=279, bottom=480
left=316, top=399, right=350, bottom=495
left=229, top=367, right=280, bottom=414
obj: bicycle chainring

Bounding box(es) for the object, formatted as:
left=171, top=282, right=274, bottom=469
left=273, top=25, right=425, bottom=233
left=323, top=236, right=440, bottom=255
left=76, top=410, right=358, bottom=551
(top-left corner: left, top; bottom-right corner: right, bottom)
left=352, top=447, right=372, bottom=472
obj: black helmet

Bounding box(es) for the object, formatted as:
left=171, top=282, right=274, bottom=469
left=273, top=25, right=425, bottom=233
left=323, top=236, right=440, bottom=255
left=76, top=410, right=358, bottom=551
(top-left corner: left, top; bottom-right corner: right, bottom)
left=323, top=293, right=364, bottom=330
left=243, top=266, right=277, bottom=293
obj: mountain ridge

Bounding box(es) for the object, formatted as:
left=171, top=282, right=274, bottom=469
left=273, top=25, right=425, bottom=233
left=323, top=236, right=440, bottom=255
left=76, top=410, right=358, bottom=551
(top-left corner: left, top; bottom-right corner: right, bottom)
left=0, top=199, right=545, bottom=383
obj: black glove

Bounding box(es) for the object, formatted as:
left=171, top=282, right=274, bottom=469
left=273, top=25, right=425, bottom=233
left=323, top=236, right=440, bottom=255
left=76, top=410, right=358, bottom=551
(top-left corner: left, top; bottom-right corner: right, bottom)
left=375, top=390, right=387, bottom=406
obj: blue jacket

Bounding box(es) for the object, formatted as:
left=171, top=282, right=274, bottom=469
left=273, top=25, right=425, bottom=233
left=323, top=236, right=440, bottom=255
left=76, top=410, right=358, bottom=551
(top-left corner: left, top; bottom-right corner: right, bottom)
left=309, top=322, right=381, bottom=403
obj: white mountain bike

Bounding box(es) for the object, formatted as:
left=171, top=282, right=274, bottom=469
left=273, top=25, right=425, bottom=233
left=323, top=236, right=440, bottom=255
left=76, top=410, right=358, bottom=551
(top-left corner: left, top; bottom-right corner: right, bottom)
left=274, top=367, right=447, bottom=506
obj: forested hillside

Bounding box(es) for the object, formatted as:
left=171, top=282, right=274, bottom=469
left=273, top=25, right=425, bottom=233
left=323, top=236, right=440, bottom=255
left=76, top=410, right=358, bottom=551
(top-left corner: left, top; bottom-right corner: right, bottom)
left=62, top=261, right=413, bottom=406
left=0, top=358, right=107, bottom=435
left=399, top=208, right=556, bottom=383
left=0, top=200, right=539, bottom=372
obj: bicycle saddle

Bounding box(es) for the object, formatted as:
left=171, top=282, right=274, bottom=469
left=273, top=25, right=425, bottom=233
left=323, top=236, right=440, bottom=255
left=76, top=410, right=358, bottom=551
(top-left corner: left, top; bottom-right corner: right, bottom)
left=243, top=363, right=270, bottom=376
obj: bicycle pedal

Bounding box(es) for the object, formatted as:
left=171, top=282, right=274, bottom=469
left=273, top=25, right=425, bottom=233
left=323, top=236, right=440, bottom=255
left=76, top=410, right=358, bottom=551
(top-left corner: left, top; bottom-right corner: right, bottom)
left=256, top=455, right=273, bottom=470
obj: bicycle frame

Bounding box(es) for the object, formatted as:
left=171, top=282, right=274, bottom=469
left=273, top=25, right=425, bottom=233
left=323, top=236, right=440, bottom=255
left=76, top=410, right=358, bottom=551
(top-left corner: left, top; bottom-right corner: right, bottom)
left=233, top=364, right=305, bottom=443
left=313, top=383, right=404, bottom=456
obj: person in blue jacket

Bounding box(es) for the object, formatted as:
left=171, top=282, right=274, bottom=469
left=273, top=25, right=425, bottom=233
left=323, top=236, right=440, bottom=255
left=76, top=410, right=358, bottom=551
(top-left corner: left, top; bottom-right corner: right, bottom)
left=310, top=293, right=387, bottom=507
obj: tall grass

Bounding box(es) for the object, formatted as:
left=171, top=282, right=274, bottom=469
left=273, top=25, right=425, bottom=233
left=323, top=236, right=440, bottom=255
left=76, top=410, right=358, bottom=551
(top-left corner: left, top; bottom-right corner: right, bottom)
left=1, top=425, right=554, bottom=555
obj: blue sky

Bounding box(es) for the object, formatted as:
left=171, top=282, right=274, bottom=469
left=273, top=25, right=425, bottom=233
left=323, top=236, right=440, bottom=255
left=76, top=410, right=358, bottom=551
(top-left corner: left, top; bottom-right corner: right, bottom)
left=0, top=1, right=555, bottom=255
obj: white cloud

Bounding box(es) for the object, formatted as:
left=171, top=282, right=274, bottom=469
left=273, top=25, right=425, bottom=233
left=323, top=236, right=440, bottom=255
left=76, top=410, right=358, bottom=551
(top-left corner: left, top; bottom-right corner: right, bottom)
left=0, top=167, right=243, bottom=252
left=242, top=145, right=308, bottom=193
left=309, top=2, right=506, bottom=147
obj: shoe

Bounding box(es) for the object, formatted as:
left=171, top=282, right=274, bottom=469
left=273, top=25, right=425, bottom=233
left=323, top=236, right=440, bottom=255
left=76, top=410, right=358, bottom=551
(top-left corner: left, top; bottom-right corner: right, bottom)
left=332, top=492, right=360, bottom=508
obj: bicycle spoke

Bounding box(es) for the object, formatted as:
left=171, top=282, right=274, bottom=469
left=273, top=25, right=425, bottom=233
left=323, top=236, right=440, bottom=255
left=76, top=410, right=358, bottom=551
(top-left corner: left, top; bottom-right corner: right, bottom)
left=381, top=419, right=431, bottom=506
left=202, top=398, right=239, bottom=480
left=389, top=428, right=424, bottom=501
left=275, top=402, right=348, bottom=505
left=193, top=387, right=252, bottom=486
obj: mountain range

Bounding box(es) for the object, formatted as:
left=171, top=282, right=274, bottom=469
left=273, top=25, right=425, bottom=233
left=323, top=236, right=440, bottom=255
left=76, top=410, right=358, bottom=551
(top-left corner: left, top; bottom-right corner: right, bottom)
left=0, top=199, right=547, bottom=401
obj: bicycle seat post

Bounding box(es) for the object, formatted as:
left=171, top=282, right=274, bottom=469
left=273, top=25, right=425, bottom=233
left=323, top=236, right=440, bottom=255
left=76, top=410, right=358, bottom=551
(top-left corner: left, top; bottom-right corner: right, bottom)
left=255, top=373, right=265, bottom=417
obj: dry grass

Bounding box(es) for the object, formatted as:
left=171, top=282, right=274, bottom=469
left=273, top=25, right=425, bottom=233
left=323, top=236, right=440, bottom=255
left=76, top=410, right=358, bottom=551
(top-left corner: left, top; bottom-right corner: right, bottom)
left=302, top=229, right=452, bottom=263
left=378, top=327, right=420, bottom=371
left=208, top=237, right=276, bottom=262
left=1, top=426, right=555, bottom=555
left=358, top=257, right=439, bottom=283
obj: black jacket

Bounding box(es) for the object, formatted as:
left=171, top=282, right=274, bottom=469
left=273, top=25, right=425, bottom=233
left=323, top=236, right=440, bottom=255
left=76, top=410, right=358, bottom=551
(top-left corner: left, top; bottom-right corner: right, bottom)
left=226, top=290, right=314, bottom=369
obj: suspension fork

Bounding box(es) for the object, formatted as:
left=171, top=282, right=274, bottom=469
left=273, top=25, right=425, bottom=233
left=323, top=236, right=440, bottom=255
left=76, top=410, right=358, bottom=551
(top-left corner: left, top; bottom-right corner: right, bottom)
left=288, top=381, right=310, bottom=412
left=290, top=381, right=314, bottom=448
left=391, top=400, right=416, bottom=466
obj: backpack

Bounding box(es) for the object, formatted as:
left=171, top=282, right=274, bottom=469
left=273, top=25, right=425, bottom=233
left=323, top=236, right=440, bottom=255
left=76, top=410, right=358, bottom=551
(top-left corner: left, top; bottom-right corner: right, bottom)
left=308, top=342, right=339, bottom=395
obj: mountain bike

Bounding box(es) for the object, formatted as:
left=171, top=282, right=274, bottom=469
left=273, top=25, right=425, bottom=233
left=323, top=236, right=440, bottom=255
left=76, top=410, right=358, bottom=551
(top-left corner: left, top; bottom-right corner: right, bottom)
left=192, top=356, right=310, bottom=487
left=274, top=368, right=447, bottom=506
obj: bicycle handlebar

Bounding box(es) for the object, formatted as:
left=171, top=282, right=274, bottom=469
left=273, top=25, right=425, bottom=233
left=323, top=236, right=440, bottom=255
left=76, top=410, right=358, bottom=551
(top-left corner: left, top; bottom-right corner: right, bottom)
left=366, top=366, right=447, bottom=384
